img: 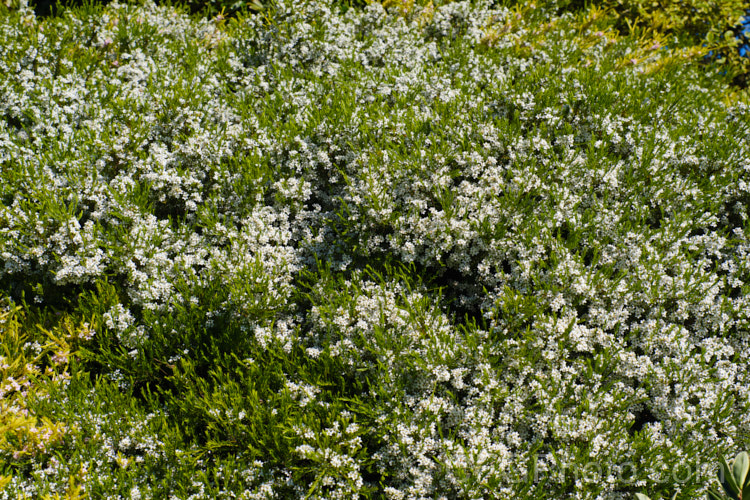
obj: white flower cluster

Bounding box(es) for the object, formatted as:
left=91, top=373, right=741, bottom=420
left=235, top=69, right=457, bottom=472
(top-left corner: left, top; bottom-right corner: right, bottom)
left=294, top=415, right=366, bottom=499
left=2, top=0, right=750, bottom=497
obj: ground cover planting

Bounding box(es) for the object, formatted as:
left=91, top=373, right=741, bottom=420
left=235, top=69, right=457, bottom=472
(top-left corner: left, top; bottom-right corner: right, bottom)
left=1, top=0, right=750, bottom=497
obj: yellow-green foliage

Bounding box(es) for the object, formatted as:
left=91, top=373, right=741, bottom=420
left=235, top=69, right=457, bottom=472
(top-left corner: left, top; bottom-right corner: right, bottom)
left=1, top=0, right=20, bottom=10
left=0, top=298, right=94, bottom=489
left=606, top=0, right=745, bottom=40
left=593, top=0, right=748, bottom=78
left=534, top=0, right=749, bottom=102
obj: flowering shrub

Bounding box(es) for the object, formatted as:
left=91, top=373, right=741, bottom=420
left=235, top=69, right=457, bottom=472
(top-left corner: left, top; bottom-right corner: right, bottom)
left=1, top=0, right=750, bottom=497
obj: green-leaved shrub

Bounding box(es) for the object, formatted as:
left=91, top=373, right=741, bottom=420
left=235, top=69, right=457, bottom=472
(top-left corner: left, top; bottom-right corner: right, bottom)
left=2, top=0, right=750, bottom=497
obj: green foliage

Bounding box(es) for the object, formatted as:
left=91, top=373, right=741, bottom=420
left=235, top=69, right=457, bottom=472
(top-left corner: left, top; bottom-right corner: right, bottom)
left=173, top=0, right=263, bottom=19
left=0, top=0, right=263, bottom=20
left=3, top=0, right=750, bottom=496
left=635, top=493, right=677, bottom=500
left=636, top=452, right=750, bottom=500
left=711, top=452, right=750, bottom=500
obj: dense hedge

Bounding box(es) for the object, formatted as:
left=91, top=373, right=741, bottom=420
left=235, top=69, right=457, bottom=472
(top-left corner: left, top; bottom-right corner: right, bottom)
left=1, top=0, right=750, bottom=498
left=10, top=0, right=750, bottom=86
